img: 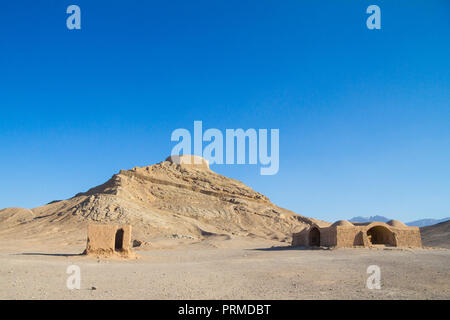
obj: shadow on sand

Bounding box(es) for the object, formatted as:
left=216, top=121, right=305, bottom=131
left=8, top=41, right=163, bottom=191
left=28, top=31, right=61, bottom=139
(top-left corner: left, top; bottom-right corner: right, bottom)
left=15, top=252, right=83, bottom=257
left=249, top=246, right=331, bottom=251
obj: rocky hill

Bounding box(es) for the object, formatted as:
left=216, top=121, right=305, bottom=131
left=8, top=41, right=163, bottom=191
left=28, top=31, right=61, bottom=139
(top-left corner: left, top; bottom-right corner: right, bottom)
left=0, top=156, right=315, bottom=244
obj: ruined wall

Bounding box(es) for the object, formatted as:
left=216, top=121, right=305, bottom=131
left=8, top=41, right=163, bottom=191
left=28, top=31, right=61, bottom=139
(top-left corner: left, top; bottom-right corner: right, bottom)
left=334, top=225, right=421, bottom=248
left=292, top=226, right=336, bottom=247
left=121, top=225, right=132, bottom=250
left=335, top=227, right=363, bottom=247
left=320, top=227, right=337, bottom=247
left=85, top=224, right=132, bottom=255
left=292, top=228, right=309, bottom=247
left=391, top=227, right=422, bottom=247
left=292, top=222, right=422, bottom=248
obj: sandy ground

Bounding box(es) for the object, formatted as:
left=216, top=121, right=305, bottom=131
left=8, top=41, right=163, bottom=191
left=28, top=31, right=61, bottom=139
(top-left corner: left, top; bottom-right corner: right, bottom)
left=0, top=238, right=449, bottom=300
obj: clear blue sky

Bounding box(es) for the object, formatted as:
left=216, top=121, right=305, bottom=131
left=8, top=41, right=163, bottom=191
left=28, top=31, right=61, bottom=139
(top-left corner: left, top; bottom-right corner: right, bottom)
left=0, top=1, right=449, bottom=222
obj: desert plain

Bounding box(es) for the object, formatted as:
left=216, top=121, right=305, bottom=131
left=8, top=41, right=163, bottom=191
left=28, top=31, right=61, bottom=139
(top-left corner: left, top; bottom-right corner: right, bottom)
left=0, top=235, right=449, bottom=300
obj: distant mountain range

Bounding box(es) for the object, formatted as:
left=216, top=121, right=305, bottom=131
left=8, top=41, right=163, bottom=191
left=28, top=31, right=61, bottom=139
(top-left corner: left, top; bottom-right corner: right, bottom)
left=406, top=217, right=450, bottom=228
left=348, top=216, right=450, bottom=228
left=349, top=215, right=390, bottom=223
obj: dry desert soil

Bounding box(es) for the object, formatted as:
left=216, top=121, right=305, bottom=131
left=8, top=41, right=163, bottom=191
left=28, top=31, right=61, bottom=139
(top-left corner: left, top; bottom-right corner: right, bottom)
left=0, top=237, right=449, bottom=300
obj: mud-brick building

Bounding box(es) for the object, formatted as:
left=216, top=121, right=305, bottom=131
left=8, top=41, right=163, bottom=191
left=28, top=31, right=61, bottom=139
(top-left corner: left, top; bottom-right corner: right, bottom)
left=84, top=224, right=133, bottom=255
left=292, top=220, right=422, bottom=248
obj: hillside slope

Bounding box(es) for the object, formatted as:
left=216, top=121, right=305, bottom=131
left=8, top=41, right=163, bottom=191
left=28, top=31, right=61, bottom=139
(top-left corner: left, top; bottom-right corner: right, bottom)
left=421, top=220, right=450, bottom=248
left=0, top=156, right=316, bottom=245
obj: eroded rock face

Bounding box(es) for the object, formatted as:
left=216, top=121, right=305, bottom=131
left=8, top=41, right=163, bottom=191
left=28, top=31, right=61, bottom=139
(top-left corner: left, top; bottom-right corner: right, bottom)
left=0, top=156, right=315, bottom=243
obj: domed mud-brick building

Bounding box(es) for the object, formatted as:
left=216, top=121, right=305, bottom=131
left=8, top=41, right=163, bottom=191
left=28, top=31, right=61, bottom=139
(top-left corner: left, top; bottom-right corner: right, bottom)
left=292, top=220, right=422, bottom=248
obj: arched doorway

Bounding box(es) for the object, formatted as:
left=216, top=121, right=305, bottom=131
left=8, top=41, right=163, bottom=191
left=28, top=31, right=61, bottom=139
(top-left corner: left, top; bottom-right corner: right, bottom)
left=309, top=227, right=320, bottom=247
left=115, top=228, right=124, bottom=251
left=367, top=226, right=394, bottom=246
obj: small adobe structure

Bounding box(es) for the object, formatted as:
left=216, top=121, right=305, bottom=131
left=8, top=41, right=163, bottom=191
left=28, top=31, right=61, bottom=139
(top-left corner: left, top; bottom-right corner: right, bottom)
left=292, top=220, right=422, bottom=248
left=84, top=224, right=133, bottom=256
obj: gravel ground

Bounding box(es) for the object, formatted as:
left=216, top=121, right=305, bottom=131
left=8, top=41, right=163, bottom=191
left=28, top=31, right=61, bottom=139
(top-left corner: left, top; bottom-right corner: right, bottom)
left=0, top=240, right=449, bottom=300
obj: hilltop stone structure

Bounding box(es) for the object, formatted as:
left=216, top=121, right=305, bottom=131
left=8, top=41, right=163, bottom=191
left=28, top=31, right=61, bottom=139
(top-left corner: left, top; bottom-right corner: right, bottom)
left=84, top=224, right=133, bottom=256
left=165, top=155, right=210, bottom=171
left=292, top=220, right=422, bottom=248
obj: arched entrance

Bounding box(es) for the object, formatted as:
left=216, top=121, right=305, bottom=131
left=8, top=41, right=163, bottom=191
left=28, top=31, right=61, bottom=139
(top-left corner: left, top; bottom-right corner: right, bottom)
left=115, top=228, right=124, bottom=251
left=309, top=227, right=321, bottom=247
left=367, top=226, right=394, bottom=246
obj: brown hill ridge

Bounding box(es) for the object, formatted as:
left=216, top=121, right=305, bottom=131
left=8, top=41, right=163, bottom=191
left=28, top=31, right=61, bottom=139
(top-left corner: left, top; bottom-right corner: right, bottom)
left=0, top=156, right=317, bottom=244
left=421, top=220, right=450, bottom=249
